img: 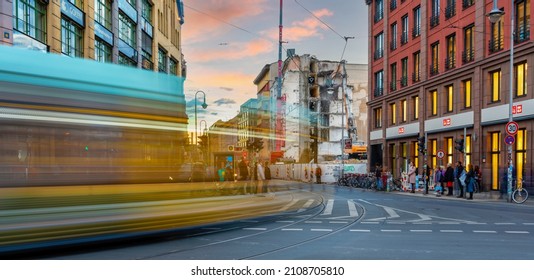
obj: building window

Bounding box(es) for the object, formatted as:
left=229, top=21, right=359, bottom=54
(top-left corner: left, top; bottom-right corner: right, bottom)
left=490, top=132, right=501, bottom=191
left=446, top=85, right=454, bottom=113
left=13, top=0, right=47, bottom=44
left=463, top=24, right=475, bottom=63
left=141, top=32, right=153, bottom=69
left=390, top=22, right=398, bottom=51
left=374, top=32, right=384, bottom=59
left=412, top=95, right=419, bottom=120
left=374, top=70, right=384, bottom=97
left=490, top=70, right=501, bottom=102
left=142, top=0, right=153, bottom=22
left=515, top=0, right=530, bottom=43
left=401, top=57, right=408, bottom=87
left=430, top=139, right=437, bottom=168
left=445, top=0, right=456, bottom=19
left=412, top=140, right=419, bottom=168
left=95, top=0, right=112, bottom=29
left=463, top=79, right=472, bottom=108
left=95, top=39, right=112, bottom=63
left=515, top=62, right=528, bottom=97
left=446, top=137, right=453, bottom=165
left=462, top=0, right=475, bottom=9
left=374, top=0, right=384, bottom=23
left=390, top=102, right=397, bottom=125
left=374, top=107, right=383, bottom=128
left=515, top=129, right=527, bottom=183
left=401, top=99, right=407, bottom=122
left=389, top=144, right=397, bottom=178
left=158, top=47, right=167, bottom=73
left=445, top=34, right=456, bottom=70
left=170, top=58, right=178, bottom=75
left=430, top=42, right=439, bottom=76
left=430, top=90, right=438, bottom=116
left=412, top=6, right=421, bottom=38
left=430, top=0, right=440, bottom=28
left=390, top=0, right=397, bottom=11
left=118, top=53, right=136, bottom=67
left=413, top=51, right=420, bottom=82
left=489, top=16, right=504, bottom=53
left=390, top=63, right=397, bottom=91
left=465, top=135, right=472, bottom=166
left=61, top=18, right=83, bottom=58
left=401, top=15, right=409, bottom=45
left=119, top=13, right=136, bottom=48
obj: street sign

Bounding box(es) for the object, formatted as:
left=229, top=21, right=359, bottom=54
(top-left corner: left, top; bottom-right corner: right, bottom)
left=436, top=150, right=445, bottom=159
left=505, top=135, right=515, bottom=145
left=505, top=121, right=519, bottom=135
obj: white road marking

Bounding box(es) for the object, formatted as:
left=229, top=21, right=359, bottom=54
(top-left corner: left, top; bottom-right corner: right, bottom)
left=311, top=229, right=333, bottom=232
left=440, top=230, right=463, bottom=233
left=276, top=220, right=295, bottom=223
left=381, top=229, right=401, bottom=232
left=348, top=200, right=359, bottom=217
left=473, top=230, right=497, bottom=233
left=350, top=229, right=371, bottom=232
left=387, top=222, right=406, bottom=224
left=495, top=223, right=516, bottom=225
left=361, top=221, right=380, bottom=224
left=243, top=228, right=267, bottom=231
left=410, top=230, right=432, bottom=233
left=505, top=231, right=530, bottom=234
left=281, top=228, right=303, bottom=231
left=439, top=222, right=461, bottom=225
left=321, top=199, right=334, bottom=215
left=329, top=221, right=349, bottom=224
left=382, top=206, right=400, bottom=219
left=297, top=199, right=315, bottom=213
left=523, top=223, right=534, bottom=225
left=279, top=200, right=299, bottom=212
left=304, top=221, right=322, bottom=224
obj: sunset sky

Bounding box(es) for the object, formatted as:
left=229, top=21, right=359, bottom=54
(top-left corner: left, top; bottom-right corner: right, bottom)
left=181, top=0, right=369, bottom=131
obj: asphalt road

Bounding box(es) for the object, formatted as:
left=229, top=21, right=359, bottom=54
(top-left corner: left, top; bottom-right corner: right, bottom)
left=47, top=182, right=534, bottom=260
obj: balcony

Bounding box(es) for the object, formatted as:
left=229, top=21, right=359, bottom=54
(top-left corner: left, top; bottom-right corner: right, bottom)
left=462, top=0, right=474, bottom=9
left=430, top=14, right=440, bottom=28
left=374, top=87, right=384, bottom=97
left=445, top=55, right=456, bottom=71
left=401, top=32, right=408, bottom=45
left=390, top=81, right=397, bottom=91
left=374, top=49, right=384, bottom=60
left=488, top=37, right=504, bottom=54
left=515, top=25, right=531, bottom=44
left=445, top=2, right=456, bottom=19
left=400, top=76, right=408, bottom=87
left=412, top=72, right=420, bottom=83
left=429, top=63, right=439, bottom=77
left=462, top=48, right=474, bottom=63
left=412, top=25, right=421, bottom=38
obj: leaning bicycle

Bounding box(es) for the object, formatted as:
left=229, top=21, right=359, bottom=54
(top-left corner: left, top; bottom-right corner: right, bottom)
left=512, top=179, right=529, bottom=204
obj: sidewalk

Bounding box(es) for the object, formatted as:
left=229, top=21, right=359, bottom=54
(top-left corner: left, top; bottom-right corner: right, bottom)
left=392, top=189, right=534, bottom=205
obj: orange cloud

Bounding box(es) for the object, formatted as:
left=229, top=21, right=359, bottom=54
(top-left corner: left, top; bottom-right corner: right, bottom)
left=185, top=39, right=274, bottom=63
left=262, top=8, right=333, bottom=42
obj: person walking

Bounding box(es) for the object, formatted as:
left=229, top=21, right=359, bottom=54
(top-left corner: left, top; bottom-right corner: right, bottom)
left=466, top=163, right=475, bottom=200
left=375, top=164, right=382, bottom=190
left=238, top=159, right=249, bottom=181
left=434, top=166, right=443, bottom=196
left=474, top=165, right=482, bottom=192
left=455, top=161, right=465, bottom=198
left=444, top=163, right=455, bottom=196
left=315, top=165, right=322, bottom=184
left=408, top=162, right=416, bottom=193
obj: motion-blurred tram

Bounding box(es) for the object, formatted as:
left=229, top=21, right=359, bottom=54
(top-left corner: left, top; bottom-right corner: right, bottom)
left=0, top=46, right=189, bottom=187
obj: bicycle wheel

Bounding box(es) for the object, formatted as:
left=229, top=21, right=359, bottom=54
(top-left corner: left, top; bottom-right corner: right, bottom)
left=512, top=188, right=529, bottom=204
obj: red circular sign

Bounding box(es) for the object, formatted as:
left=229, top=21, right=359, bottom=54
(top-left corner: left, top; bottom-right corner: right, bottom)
left=506, top=121, right=519, bottom=135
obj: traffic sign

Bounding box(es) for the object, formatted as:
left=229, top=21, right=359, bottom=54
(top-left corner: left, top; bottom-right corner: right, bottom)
left=505, top=135, right=515, bottom=145
left=506, top=121, right=519, bottom=135
left=436, top=150, right=445, bottom=159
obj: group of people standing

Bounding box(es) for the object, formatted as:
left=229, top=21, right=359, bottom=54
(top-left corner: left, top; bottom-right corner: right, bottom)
left=407, top=161, right=482, bottom=200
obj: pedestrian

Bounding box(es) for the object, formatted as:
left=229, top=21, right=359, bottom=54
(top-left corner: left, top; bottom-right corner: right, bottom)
left=256, top=161, right=265, bottom=194
left=455, top=161, right=465, bottom=198
left=474, top=165, right=482, bottom=192
left=408, top=161, right=416, bottom=193
left=315, top=165, right=322, bottom=184
left=381, top=166, right=388, bottom=191
left=375, top=163, right=382, bottom=190
left=238, top=159, right=249, bottom=181
left=444, top=163, right=454, bottom=196
left=264, top=161, right=271, bottom=180
left=466, top=163, right=475, bottom=200
left=434, top=166, right=443, bottom=196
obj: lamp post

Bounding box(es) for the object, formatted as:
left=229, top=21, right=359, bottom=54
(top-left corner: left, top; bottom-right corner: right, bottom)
left=199, top=120, right=208, bottom=164
left=194, top=91, right=208, bottom=145
left=487, top=0, right=513, bottom=202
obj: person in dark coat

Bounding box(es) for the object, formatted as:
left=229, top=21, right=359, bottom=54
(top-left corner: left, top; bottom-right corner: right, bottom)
left=455, top=161, right=465, bottom=198
left=444, top=163, right=455, bottom=196
left=465, top=163, right=475, bottom=200
left=316, top=165, right=322, bottom=184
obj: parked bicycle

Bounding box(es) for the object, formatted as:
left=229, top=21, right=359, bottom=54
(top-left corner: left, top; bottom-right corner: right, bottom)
left=512, top=179, right=529, bottom=204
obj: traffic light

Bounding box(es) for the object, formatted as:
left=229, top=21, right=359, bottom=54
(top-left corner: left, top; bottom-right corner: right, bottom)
left=455, top=139, right=464, bottom=153
left=417, top=136, right=426, bottom=154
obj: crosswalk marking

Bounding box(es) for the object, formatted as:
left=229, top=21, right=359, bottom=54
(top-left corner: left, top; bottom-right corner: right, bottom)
left=321, top=199, right=334, bottom=215
left=279, top=200, right=299, bottom=212
left=348, top=200, right=359, bottom=217
left=297, top=199, right=315, bottom=213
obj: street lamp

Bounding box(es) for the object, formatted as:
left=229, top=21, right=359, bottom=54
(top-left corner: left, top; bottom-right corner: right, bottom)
left=194, top=90, right=208, bottom=145
left=487, top=0, right=514, bottom=202
left=199, top=119, right=208, bottom=164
